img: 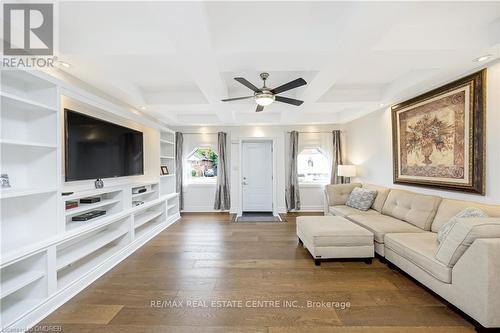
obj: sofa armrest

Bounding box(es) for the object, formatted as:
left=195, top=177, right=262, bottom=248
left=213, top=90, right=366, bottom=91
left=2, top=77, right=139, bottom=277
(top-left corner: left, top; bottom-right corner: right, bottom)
left=323, top=190, right=330, bottom=215
left=324, top=183, right=361, bottom=207
left=451, top=238, right=500, bottom=327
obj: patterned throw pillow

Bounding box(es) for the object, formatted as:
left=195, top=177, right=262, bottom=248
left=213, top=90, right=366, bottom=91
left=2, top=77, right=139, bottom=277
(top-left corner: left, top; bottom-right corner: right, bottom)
left=437, top=208, right=488, bottom=244
left=345, top=187, right=377, bottom=211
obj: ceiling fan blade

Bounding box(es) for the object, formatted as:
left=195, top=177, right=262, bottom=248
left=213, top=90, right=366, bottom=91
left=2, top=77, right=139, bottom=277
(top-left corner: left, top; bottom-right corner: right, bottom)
left=256, top=104, right=264, bottom=112
left=275, top=95, right=304, bottom=106
left=234, top=77, right=260, bottom=92
left=271, top=78, right=307, bottom=94
left=221, top=96, right=254, bottom=102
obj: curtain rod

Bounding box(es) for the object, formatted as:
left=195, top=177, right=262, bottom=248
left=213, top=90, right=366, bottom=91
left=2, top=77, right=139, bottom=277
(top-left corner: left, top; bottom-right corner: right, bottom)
left=182, top=132, right=219, bottom=135
left=286, top=131, right=339, bottom=134
left=181, top=131, right=340, bottom=135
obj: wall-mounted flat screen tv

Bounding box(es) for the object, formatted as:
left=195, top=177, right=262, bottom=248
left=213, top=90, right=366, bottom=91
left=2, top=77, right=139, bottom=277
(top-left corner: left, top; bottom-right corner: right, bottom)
left=65, top=109, right=144, bottom=181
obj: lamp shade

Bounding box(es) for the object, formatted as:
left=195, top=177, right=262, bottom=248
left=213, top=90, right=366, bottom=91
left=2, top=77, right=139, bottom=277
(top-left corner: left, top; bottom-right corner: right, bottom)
left=337, top=165, right=356, bottom=177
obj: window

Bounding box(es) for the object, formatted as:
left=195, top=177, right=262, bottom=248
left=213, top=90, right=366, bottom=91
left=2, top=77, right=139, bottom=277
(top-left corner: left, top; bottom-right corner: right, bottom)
left=187, top=147, right=218, bottom=182
left=297, top=148, right=330, bottom=183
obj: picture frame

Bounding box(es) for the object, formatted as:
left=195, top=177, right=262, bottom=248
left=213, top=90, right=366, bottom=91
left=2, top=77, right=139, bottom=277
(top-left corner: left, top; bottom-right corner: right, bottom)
left=391, top=69, right=486, bottom=194
left=160, top=165, right=169, bottom=175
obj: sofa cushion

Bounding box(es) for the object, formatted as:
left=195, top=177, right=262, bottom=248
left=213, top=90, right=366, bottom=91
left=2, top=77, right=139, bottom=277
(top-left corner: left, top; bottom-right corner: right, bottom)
left=437, top=208, right=488, bottom=243
left=346, top=187, right=378, bottom=211
left=363, top=184, right=390, bottom=213
left=382, top=189, right=442, bottom=231
left=348, top=214, right=425, bottom=243
left=435, top=217, right=500, bottom=267
left=329, top=205, right=380, bottom=218
left=324, top=183, right=361, bottom=206
left=385, top=233, right=451, bottom=283
left=431, top=198, right=500, bottom=232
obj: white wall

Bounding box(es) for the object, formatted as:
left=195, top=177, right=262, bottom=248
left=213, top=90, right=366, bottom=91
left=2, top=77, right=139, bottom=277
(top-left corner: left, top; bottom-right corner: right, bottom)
left=61, top=96, right=160, bottom=192
left=176, top=124, right=345, bottom=213
left=346, top=61, right=500, bottom=204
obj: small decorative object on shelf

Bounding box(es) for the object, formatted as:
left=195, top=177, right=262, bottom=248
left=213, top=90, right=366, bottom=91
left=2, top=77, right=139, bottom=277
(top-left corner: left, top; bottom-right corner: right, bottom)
left=66, top=200, right=79, bottom=210
left=1, top=173, right=11, bottom=188
left=95, top=178, right=104, bottom=189
left=161, top=165, right=169, bottom=175
left=133, top=200, right=144, bottom=206
left=71, top=210, right=106, bottom=221
left=80, top=197, right=101, bottom=204
left=132, top=186, right=147, bottom=194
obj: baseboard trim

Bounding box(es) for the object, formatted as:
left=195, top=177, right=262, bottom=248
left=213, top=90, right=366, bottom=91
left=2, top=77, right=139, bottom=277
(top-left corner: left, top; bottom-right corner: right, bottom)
left=10, top=214, right=181, bottom=332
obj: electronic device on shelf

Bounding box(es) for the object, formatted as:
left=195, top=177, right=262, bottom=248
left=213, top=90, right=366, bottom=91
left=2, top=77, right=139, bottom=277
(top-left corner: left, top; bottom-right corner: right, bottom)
left=80, top=197, right=101, bottom=204
left=71, top=210, right=106, bottom=221
left=132, top=187, right=147, bottom=194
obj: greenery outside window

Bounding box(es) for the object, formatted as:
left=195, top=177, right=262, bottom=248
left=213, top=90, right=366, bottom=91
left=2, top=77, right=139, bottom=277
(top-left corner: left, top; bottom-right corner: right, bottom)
left=187, top=147, right=218, bottom=183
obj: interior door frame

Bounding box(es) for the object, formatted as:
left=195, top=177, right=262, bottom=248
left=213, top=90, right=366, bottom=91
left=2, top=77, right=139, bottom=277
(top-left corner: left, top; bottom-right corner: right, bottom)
left=238, top=137, right=277, bottom=217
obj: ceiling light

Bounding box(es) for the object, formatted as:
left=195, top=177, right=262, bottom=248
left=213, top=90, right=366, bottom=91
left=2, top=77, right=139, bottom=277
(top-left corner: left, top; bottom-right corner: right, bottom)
left=140, top=106, right=147, bottom=110
left=379, top=103, right=385, bottom=107
left=473, top=54, right=492, bottom=62
left=255, top=93, right=275, bottom=106
left=59, top=61, right=71, bottom=68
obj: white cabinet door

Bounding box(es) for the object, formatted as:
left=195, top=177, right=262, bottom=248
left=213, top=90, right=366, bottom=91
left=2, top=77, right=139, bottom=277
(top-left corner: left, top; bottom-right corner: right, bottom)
left=241, top=141, right=273, bottom=212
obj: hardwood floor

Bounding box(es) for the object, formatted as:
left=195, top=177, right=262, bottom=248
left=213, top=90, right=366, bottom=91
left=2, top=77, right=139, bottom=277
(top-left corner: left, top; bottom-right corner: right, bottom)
left=38, top=213, right=475, bottom=332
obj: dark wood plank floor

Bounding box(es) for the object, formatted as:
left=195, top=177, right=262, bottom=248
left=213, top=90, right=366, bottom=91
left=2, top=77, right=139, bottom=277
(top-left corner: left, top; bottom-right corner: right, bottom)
left=38, top=213, right=475, bottom=332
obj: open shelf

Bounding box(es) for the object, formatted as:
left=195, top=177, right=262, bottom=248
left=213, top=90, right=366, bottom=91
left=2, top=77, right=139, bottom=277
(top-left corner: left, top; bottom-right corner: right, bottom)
left=131, top=183, right=159, bottom=206
left=1, top=70, right=57, bottom=109
left=56, top=216, right=130, bottom=290
left=0, top=271, right=45, bottom=299
left=64, top=189, right=123, bottom=232
left=56, top=218, right=130, bottom=291
left=134, top=210, right=164, bottom=229
left=65, top=199, right=121, bottom=216
left=1, top=192, right=58, bottom=256
left=131, top=189, right=157, bottom=199
left=0, top=91, right=58, bottom=113
left=160, top=155, right=174, bottom=159
left=0, top=139, right=57, bottom=149
left=0, top=187, right=57, bottom=199
left=0, top=251, right=47, bottom=327
left=57, top=229, right=128, bottom=270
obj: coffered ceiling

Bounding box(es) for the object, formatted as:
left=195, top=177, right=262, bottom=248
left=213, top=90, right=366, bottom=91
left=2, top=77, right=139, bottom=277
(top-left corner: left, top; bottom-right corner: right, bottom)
left=56, top=1, right=500, bottom=126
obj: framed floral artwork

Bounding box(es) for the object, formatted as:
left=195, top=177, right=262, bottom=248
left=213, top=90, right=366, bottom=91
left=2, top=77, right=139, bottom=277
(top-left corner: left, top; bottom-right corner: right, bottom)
left=391, top=69, right=486, bottom=194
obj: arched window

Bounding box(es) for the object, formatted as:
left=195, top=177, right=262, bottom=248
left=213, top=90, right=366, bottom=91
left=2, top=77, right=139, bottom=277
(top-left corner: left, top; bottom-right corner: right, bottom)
left=186, top=147, right=218, bottom=181
left=297, top=147, right=330, bottom=183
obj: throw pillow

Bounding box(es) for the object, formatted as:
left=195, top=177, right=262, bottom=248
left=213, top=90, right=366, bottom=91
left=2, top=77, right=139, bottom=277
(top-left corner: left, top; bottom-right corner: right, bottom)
left=435, top=217, right=500, bottom=267
left=437, top=208, right=488, bottom=243
left=345, top=187, right=377, bottom=211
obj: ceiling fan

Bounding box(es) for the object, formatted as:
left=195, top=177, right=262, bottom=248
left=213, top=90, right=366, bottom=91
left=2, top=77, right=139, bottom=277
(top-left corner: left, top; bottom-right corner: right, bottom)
left=221, top=73, right=307, bottom=112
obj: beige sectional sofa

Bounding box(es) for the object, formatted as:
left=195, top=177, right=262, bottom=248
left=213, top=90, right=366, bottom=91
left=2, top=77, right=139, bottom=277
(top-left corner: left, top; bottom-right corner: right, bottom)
left=324, top=183, right=500, bottom=330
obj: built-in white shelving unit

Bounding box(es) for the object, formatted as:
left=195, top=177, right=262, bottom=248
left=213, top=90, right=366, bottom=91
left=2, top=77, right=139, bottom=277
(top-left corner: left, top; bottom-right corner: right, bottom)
left=159, top=129, right=176, bottom=196
left=0, top=70, right=181, bottom=332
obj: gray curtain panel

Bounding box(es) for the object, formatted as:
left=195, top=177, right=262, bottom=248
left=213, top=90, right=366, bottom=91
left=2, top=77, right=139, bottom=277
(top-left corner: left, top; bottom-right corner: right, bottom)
left=285, top=130, right=301, bottom=211
left=175, top=132, right=184, bottom=210
left=214, top=132, right=231, bottom=210
left=331, top=130, right=344, bottom=184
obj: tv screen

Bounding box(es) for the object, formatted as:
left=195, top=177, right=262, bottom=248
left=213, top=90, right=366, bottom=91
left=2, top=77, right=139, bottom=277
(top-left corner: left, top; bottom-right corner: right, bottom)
left=65, top=109, right=144, bottom=181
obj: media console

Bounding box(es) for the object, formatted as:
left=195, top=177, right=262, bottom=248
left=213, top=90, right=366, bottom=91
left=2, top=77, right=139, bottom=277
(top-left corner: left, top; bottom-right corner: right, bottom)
left=0, top=69, right=179, bottom=332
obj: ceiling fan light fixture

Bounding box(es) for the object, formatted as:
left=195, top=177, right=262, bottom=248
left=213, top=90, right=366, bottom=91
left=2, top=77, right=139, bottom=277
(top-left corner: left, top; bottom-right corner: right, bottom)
left=255, top=93, right=275, bottom=106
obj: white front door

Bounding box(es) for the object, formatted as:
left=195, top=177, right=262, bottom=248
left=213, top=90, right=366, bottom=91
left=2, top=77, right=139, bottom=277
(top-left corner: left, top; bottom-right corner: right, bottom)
left=241, top=141, right=273, bottom=212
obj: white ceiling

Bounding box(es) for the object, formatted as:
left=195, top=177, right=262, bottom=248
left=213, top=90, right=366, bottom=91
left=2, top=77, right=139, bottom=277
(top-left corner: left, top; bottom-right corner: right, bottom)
left=57, top=1, right=500, bottom=126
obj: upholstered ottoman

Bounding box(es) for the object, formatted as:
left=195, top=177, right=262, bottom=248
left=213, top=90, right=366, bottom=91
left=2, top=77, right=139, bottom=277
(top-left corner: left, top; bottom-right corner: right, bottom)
left=296, top=216, right=374, bottom=266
